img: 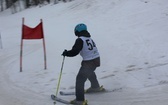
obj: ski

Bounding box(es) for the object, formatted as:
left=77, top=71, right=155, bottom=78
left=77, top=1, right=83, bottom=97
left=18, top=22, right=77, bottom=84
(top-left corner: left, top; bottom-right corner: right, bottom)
left=51, top=94, right=71, bottom=105
left=60, top=91, right=75, bottom=95
left=51, top=95, right=88, bottom=105
left=60, top=87, right=122, bottom=96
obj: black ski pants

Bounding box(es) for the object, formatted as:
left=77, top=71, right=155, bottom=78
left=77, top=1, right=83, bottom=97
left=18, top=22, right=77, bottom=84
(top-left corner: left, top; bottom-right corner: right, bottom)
left=76, top=57, right=100, bottom=101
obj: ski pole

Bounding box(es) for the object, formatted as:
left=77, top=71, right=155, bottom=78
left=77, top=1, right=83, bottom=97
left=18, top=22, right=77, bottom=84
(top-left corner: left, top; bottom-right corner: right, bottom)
left=0, top=32, right=2, bottom=49
left=55, top=56, right=65, bottom=97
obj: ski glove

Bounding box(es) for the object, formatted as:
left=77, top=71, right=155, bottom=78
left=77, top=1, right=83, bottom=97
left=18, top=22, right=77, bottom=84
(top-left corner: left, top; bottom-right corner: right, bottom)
left=62, top=49, right=68, bottom=56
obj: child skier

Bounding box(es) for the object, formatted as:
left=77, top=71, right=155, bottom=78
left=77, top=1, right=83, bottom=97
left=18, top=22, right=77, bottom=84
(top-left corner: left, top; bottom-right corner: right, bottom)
left=62, top=23, right=104, bottom=105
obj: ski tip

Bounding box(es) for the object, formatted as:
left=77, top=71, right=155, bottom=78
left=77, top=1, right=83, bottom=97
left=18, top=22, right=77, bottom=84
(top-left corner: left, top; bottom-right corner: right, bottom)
left=59, top=91, right=63, bottom=95
left=51, top=94, right=56, bottom=98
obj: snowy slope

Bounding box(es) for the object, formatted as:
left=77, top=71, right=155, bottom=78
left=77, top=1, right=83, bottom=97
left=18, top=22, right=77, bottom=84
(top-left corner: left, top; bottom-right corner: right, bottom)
left=0, top=0, right=168, bottom=105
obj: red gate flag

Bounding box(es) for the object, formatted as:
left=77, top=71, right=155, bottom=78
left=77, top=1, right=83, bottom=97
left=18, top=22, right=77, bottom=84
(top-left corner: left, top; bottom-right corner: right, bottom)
left=20, top=18, right=47, bottom=72
left=22, top=22, right=44, bottom=39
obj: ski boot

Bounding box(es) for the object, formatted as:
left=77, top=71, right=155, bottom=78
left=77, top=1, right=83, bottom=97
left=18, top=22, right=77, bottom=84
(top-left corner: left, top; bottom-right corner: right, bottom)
left=85, top=85, right=105, bottom=93
left=70, top=99, right=88, bottom=105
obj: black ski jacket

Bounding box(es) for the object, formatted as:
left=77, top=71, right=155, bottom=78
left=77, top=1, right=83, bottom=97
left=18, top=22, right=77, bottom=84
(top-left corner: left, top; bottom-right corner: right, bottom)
left=66, top=31, right=91, bottom=57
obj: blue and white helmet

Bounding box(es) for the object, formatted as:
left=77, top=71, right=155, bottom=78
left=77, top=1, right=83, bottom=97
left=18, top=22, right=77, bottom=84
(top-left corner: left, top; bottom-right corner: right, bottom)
left=74, top=23, right=87, bottom=36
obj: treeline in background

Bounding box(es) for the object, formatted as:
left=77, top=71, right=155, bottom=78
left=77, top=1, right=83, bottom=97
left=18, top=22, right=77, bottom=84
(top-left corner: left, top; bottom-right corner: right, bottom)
left=0, top=0, right=73, bottom=14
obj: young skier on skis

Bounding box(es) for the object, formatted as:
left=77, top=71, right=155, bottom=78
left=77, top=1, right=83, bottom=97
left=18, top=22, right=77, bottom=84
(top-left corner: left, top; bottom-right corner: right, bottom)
left=62, top=23, right=105, bottom=105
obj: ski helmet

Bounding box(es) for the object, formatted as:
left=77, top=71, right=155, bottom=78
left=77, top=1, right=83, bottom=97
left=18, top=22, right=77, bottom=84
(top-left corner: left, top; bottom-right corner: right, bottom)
left=74, top=23, right=87, bottom=33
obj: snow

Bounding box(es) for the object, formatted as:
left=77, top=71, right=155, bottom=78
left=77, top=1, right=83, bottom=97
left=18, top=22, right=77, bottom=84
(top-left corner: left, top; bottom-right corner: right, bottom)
left=0, top=0, right=168, bottom=105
